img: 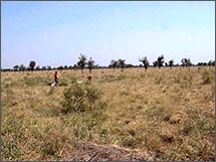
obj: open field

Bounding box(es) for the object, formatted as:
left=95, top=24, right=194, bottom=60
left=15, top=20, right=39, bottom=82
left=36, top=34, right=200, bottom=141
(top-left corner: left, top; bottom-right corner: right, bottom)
left=1, top=67, right=215, bottom=161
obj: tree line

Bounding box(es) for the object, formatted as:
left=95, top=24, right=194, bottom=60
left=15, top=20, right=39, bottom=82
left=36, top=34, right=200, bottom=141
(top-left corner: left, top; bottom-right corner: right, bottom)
left=1, top=54, right=215, bottom=73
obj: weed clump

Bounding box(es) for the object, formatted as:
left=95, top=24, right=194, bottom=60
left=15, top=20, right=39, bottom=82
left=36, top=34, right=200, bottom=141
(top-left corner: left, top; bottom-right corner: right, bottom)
left=85, top=86, right=102, bottom=104
left=61, top=84, right=102, bottom=113
left=62, top=84, right=86, bottom=112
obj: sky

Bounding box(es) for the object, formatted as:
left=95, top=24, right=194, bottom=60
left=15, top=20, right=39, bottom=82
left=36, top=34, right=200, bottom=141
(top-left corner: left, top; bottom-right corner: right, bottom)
left=1, top=1, right=215, bottom=68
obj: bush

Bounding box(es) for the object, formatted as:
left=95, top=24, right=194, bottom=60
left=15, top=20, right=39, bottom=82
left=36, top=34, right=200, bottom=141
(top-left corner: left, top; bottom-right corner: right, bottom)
left=62, top=84, right=86, bottom=112
left=86, top=86, right=101, bottom=104
left=61, top=84, right=102, bottom=113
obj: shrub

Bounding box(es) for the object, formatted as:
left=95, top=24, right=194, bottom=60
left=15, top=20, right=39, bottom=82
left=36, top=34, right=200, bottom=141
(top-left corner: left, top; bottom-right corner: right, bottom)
left=62, top=84, right=86, bottom=112
left=61, top=84, right=102, bottom=112
left=86, top=85, right=101, bottom=104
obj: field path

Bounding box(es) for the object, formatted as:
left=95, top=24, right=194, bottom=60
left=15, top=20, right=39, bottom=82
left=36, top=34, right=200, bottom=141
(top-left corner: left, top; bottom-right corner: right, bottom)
left=61, top=140, right=155, bottom=161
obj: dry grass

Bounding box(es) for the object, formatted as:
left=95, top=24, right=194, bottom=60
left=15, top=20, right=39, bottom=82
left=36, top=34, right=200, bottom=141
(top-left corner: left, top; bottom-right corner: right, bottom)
left=1, top=67, right=215, bottom=161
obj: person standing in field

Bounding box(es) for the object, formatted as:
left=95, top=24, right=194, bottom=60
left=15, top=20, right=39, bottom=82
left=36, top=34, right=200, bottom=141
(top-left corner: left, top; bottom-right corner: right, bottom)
left=51, top=71, right=60, bottom=87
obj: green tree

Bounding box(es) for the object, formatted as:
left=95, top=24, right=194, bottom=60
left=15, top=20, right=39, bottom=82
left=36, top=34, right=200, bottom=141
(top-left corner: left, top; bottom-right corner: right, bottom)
left=186, top=59, right=192, bottom=67
left=157, top=55, right=164, bottom=69
left=47, top=66, right=52, bottom=70
left=118, top=59, right=125, bottom=72
left=73, top=64, right=78, bottom=70
left=77, top=54, right=87, bottom=77
left=87, top=57, right=95, bottom=74
left=57, top=66, right=64, bottom=70
left=29, top=61, right=36, bottom=71
left=13, top=65, right=19, bottom=71
left=153, top=61, right=158, bottom=67
left=41, top=66, right=47, bottom=70
left=208, top=60, right=212, bottom=66
left=168, top=60, right=174, bottom=69
left=181, top=58, right=187, bottom=67
left=181, top=58, right=192, bottom=68
left=165, top=62, right=168, bottom=67
left=139, top=57, right=149, bottom=71
left=212, top=60, right=215, bottom=66
left=19, top=64, right=26, bottom=71
left=110, top=60, right=118, bottom=71
left=64, top=65, right=68, bottom=70
left=35, top=65, right=40, bottom=71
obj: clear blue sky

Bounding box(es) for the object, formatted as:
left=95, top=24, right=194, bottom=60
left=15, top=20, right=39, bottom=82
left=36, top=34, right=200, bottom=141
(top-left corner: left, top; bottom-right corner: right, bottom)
left=1, top=1, right=215, bottom=68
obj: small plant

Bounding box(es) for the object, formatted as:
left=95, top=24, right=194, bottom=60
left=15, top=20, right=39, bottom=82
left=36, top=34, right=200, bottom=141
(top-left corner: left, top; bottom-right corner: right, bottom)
left=62, top=84, right=86, bottom=112
left=86, top=85, right=101, bottom=104
left=61, top=84, right=102, bottom=113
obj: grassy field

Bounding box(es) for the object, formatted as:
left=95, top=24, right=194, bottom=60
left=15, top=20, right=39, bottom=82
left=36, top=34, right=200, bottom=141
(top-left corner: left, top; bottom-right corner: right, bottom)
left=1, top=66, right=215, bottom=161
